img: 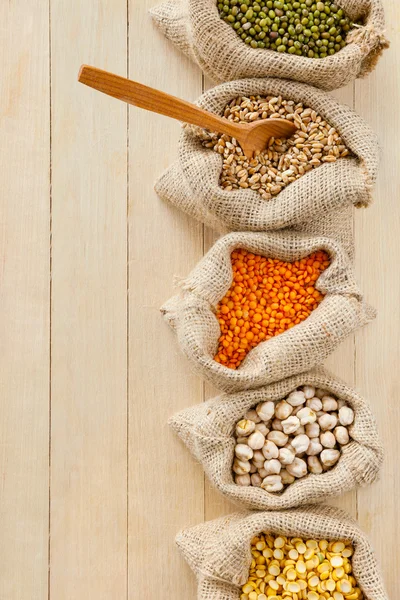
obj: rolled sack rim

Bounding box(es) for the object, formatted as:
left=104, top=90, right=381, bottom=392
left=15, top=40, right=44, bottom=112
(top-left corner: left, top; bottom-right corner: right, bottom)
left=186, top=0, right=388, bottom=81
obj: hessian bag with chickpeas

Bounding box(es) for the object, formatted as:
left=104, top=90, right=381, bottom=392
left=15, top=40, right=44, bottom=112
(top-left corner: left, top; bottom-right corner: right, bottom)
left=176, top=506, right=389, bottom=600
left=150, top=0, right=388, bottom=90
left=155, top=78, right=379, bottom=260
left=161, top=230, right=375, bottom=393
left=169, top=367, right=383, bottom=510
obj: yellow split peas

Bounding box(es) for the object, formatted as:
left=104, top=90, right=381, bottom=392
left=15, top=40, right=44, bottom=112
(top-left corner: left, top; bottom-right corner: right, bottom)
left=241, top=533, right=363, bottom=600
left=214, top=249, right=330, bottom=369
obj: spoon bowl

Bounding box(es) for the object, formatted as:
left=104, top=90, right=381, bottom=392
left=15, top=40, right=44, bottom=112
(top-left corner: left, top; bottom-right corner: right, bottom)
left=232, top=118, right=298, bottom=159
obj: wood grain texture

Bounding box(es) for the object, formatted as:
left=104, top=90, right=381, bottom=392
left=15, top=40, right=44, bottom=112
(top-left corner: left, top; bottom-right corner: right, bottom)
left=50, top=1, right=128, bottom=598
left=354, top=5, right=400, bottom=591
left=323, top=82, right=357, bottom=518
left=127, top=2, right=204, bottom=598
left=0, top=1, right=398, bottom=599
left=0, top=2, right=50, bottom=599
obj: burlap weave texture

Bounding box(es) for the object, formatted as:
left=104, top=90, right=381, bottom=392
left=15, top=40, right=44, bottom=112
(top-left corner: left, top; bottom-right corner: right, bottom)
left=150, top=0, right=388, bottom=89
left=155, top=78, right=379, bottom=257
left=170, top=366, right=383, bottom=510
left=161, top=231, right=375, bottom=392
left=176, top=505, right=389, bottom=600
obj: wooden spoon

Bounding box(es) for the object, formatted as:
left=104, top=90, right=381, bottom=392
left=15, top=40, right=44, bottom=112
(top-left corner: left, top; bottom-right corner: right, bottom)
left=78, top=65, right=297, bottom=159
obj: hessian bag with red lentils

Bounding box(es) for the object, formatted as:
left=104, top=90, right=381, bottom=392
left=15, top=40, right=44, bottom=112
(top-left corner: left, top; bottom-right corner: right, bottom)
left=154, top=78, right=379, bottom=261
left=176, top=506, right=389, bottom=600
left=161, top=230, right=375, bottom=393
left=150, top=0, right=388, bottom=89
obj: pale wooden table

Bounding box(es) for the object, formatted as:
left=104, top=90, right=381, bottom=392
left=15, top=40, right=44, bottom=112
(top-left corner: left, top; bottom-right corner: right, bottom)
left=0, top=1, right=398, bottom=598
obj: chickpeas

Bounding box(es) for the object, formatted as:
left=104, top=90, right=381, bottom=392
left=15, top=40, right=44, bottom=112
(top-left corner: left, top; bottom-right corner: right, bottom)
left=242, top=533, right=363, bottom=600
left=248, top=430, right=266, bottom=449
left=236, top=419, right=256, bottom=436
left=261, top=474, right=284, bottom=492
left=263, top=440, right=279, bottom=459
left=282, top=415, right=301, bottom=434
left=286, top=456, right=308, bottom=478
left=274, top=400, right=293, bottom=420
left=234, top=385, right=354, bottom=491
left=321, top=448, right=340, bottom=467
left=256, top=400, right=275, bottom=421
left=235, top=444, right=254, bottom=461
left=214, top=249, right=330, bottom=369
left=339, top=405, right=355, bottom=426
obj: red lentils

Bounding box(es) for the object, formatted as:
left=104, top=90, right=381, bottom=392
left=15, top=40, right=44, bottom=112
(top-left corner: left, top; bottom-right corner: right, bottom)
left=214, top=249, right=330, bottom=369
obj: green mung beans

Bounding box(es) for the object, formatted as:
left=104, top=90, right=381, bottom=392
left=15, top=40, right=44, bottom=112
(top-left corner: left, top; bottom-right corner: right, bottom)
left=217, top=0, right=355, bottom=58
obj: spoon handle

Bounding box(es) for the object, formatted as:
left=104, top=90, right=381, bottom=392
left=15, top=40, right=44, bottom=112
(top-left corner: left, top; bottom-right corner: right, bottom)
left=78, top=65, right=241, bottom=138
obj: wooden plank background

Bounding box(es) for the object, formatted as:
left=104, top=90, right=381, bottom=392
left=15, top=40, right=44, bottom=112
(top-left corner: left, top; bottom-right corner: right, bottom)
left=0, top=1, right=398, bottom=598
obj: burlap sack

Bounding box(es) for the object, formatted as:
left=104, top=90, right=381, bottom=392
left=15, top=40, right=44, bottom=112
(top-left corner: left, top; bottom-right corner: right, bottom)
left=150, top=0, right=388, bottom=89
left=176, top=505, right=389, bottom=600
left=161, top=231, right=375, bottom=393
left=155, top=78, right=379, bottom=257
left=170, top=366, right=383, bottom=510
